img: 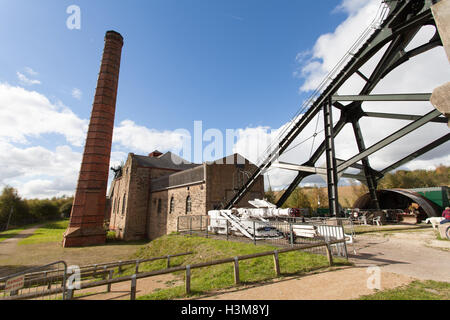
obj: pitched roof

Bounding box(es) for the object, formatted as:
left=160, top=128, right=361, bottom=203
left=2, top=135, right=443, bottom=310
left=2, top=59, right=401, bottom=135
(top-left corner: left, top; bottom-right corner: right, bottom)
left=151, top=165, right=205, bottom=192
left=133, top=152, right=200, bottom=171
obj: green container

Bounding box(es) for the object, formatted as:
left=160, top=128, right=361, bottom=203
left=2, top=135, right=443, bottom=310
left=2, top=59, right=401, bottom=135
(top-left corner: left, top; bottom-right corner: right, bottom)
left=410, top=186, right=449, bottom=211
left=316, top=208, right=330, bottom=217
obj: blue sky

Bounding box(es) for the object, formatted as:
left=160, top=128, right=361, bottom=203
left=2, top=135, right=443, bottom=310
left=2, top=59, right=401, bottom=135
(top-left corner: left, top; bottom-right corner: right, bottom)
left=0, top=0, right=449, bottom=198
left=1, top=0, right=345, bottom=130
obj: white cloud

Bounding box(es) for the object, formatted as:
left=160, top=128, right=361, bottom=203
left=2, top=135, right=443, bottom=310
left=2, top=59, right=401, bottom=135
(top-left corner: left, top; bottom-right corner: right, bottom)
left=24, top=67, right=38, bottom=76
left=0, top=141, right=82, bottom=199
left=113, top=120, right=191, bottom=155
left=17, top=72, right=41, bottom=86
left=0, top=83, right=88, bottom=147
left=333, top=0, right=371, bottom=14
left=71, top=88, right=83, bottom=100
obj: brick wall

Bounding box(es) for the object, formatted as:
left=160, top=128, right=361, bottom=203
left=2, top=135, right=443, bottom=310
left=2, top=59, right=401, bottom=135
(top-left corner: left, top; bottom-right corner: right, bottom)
left=206, top=155, right=264, bottom=210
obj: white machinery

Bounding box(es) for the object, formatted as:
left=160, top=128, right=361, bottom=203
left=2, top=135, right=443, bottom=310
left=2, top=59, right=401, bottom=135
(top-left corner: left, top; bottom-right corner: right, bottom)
left=208, top=199, right=353, bottom=253
left=208, top=199, right=317, bottom=240
left=208, top=199, right=289, bottom=239
left=208, top=210, right=282, bottom=239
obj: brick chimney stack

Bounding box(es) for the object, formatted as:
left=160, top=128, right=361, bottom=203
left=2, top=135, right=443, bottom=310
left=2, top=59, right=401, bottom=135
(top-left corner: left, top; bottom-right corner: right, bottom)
left=63, top=31, right=124, bottom=247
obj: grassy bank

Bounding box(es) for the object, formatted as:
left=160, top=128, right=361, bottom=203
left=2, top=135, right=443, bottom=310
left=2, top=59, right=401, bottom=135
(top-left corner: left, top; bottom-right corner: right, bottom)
left=360, top=280, right=450, bottom=300
left=128, top=234, right=350, bottom=300
left=18, top=219, right=69, bottom=245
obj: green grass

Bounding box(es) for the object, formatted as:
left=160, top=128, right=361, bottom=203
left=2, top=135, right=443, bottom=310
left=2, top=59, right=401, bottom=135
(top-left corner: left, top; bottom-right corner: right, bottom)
left=18, top=220, right=69, bottom=245
left=0, top=222, right=42, bottom=243
left=0, top=228, right=27, bottom=243
left=359, top=280, right=450, bottom=300
left=133, top=233, right=350, bottom=300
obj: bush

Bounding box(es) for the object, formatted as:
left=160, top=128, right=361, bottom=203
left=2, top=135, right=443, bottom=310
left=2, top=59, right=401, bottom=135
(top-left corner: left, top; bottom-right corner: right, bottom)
left=59, top=201, right=73, bottom=218
left=0, top=186, right=73, bottom=229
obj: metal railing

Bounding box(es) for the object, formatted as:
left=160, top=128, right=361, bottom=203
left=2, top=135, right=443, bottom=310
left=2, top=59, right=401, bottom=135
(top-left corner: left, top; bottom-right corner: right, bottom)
left=0, top=252, right=193, bottom=300
left=0, top=236, right=348, bottom=300
left=177, top=215, right=349, bottom=258
left=0, top=261, right=68, bottom=300
left=2, top=238, right=346, bottom=300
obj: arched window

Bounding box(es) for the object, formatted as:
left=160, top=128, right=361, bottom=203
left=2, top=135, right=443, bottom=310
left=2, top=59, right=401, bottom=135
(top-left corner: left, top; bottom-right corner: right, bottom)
left=169, top=196, right=175, bottom=214
left=186, top=196, right=192, bottom=214
left=122, top=193, right=127, bottom=216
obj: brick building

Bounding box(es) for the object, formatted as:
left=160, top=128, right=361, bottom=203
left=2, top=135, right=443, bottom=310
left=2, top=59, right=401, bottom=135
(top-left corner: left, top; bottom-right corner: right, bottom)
left=108, top=151, right=264, bottom=241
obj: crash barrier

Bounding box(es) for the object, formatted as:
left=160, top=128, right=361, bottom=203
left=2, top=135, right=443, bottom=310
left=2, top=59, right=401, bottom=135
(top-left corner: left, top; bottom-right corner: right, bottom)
left=0, top=252, right=193, bottom=300
left=177, top=216, right=349, bottom=258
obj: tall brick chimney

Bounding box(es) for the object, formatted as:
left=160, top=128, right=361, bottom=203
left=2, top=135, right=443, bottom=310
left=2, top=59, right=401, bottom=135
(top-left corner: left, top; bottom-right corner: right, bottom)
left=63, top=31, right=124, bottom=247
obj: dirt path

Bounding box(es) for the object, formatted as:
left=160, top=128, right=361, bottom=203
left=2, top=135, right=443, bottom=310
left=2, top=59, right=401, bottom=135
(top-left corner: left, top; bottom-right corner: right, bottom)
left=0, top=225, right=43, bottom=256
left=348, top=229, right=450, bottom=282
left=76, top=273, right=183, bottom=300
left=0, top=225, right=44, bottom=276
left=191, top=229, right=449, bottom=301
left=197, top=267, right=412, bottom=300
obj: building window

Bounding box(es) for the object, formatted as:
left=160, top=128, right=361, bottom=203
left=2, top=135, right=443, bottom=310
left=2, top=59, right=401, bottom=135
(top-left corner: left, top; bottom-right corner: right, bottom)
left=122, top=193, right=127, bottom=216
left=169, top=196, right=175, bottom=214
left=157, top=199, right=162, bottom=214
left=112, top=198, right=116, bottom=214
left=186, top=196, right=192, bottom=214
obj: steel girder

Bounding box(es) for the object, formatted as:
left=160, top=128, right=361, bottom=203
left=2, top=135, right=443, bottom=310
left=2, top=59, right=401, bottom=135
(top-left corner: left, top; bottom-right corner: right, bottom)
left=224, top=0, right=447, bottom=211
left=323, top=97, right=340, bottom=215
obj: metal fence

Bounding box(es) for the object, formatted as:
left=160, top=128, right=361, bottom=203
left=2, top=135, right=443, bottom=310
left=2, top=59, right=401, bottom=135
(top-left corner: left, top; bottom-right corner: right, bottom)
left=177, top=215, right=349, bottom=258
left=0, top=261, right=67, bottom=300
left=0, top=252, right=195, bottom=301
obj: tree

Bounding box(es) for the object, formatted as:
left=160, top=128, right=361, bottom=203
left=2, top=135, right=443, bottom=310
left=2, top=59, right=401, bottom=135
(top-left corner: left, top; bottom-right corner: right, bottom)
left=264, top=187, right=276, bottom=204
left=59, top=201, right=73, bottom=218
left=311, top=186, right=328, bottom=210
left=378, top=165, right=449, bottom=189
left=27, top=199, right=60, bottom=221
left=285, top=188, right=312, bottom=210
left=0, top=186, right=28, bottom=227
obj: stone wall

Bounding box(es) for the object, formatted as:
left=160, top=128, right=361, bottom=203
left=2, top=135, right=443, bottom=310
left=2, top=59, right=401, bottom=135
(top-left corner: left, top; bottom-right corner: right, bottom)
left=149, top=182, right=207, bottom=239
left=108, top=155, right=132, bottom=239
left=109, top=153, right=181, bottom=241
